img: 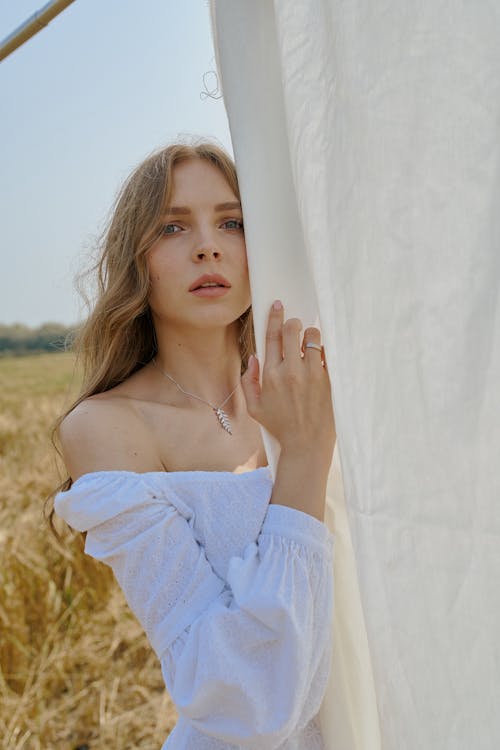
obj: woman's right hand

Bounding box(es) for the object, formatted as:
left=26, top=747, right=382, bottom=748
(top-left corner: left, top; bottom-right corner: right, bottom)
left=241, top=300, right=336, bottom=467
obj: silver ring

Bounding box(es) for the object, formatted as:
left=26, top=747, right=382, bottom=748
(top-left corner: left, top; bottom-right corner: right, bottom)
left=304, top=342, right=323, bottom=352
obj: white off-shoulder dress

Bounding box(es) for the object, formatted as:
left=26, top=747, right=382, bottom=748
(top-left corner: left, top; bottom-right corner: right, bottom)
left=54, top=466, right=334, bottom=750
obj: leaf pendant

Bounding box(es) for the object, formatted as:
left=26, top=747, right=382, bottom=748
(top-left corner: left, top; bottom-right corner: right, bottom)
left=214, top=407, right=232, bottom=435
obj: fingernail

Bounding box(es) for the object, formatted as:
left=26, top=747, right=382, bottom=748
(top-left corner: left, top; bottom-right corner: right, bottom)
left=248, top=354, right=255, bottom=366
left=272, top=300, right=283, bottom=310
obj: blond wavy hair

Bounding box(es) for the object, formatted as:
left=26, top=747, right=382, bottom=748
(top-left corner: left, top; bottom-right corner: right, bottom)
left=46, top=140, right=255, bottom=534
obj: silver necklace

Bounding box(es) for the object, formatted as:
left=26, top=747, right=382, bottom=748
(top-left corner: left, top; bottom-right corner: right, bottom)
left=152, top=357, right=238, bottom=435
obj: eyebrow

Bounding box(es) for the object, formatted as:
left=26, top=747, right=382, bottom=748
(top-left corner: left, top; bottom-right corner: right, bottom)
left=165, top=201, right=241, bottom=215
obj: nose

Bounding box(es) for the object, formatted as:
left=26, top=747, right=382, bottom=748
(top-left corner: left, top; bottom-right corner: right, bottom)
left=192, top=241, right=223, bottom=262
left=191, top=221, right=224, bottom=262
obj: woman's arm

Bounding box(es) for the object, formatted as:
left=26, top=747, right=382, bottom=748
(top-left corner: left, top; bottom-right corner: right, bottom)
left=242, top=301, right=336, bottom=522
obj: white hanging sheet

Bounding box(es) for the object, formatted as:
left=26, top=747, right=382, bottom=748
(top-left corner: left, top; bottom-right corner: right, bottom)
left=210, top=2, right=500, bottom=749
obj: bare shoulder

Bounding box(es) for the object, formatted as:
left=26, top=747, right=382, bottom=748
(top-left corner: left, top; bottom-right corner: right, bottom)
left=58, top=392, right=163, bottom=482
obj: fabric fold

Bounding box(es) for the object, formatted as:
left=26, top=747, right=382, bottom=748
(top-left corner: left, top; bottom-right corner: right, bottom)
left=55, top=471, right=334, bottom=749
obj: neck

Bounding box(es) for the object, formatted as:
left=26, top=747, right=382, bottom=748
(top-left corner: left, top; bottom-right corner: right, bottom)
left=151, top=319, right=244, bottom=409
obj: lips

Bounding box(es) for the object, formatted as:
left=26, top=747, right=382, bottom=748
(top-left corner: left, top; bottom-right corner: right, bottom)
left=189, top=273, right=231, bottom=291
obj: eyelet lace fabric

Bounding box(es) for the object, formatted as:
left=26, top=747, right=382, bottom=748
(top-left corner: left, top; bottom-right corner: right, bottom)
left=55, top=468, right=334, bottom=749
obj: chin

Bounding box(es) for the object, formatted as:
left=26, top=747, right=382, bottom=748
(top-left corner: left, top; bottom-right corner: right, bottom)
left=197, top=308, right=243, bottom=328
left=153, top=295, right=251, bottom=330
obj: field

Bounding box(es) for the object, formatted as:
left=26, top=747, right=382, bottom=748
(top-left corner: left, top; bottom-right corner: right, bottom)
left=0, top=353, right=177, bottom=749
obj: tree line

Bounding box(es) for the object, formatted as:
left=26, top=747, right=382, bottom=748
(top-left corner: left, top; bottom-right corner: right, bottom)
left=0, top=323, right=78, bottom=357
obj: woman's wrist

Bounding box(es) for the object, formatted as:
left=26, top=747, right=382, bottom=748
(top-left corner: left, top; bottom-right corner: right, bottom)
left=278, top=443, right=334, bottom=476
left=270, top=447, right=332, bottom=522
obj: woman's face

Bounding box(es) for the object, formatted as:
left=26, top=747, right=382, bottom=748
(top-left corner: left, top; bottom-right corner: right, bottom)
left=146, top=157, right=251, bottom=332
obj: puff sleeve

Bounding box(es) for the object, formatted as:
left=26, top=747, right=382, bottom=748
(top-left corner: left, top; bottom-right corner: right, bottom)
left=55, top=472, right=334, bottom=750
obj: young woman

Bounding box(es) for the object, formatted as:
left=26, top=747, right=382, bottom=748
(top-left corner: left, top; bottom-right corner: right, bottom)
left=53, top=140, right=336, bottom=749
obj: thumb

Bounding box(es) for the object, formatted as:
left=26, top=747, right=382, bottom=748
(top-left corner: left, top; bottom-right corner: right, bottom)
left=241, top=355, right=261, bottom=418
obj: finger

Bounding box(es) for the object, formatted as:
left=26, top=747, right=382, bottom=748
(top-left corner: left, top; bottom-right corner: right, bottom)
left=307, top=344, right=326, bottom=368
left=302, top=327, right=326, bottom=368
left=301, top=326, right=321, bottom=351
left=282, top=317, right=303, bottom=363
left=264, top=300, right=284, bottom=368
left=241, top=354, right=261, bottom=418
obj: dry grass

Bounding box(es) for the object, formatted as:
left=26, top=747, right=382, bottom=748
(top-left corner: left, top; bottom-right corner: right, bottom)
left=0, top=353, right=177, bottom=749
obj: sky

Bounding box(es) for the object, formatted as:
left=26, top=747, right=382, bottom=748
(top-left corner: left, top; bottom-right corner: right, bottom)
left=0, top=0, right=233, bottom=326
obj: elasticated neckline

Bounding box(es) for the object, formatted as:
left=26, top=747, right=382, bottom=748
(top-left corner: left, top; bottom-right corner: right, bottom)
left=72, top=465, right=272, bottom=488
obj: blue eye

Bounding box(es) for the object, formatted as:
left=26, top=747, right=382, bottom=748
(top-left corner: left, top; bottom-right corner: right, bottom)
left=223, top=219, right=244, bottom=230
left=162, top=224, right=182, bottom=235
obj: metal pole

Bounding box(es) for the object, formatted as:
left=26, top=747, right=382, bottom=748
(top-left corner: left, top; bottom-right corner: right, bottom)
left=0, top=0, right=76, bottom=63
